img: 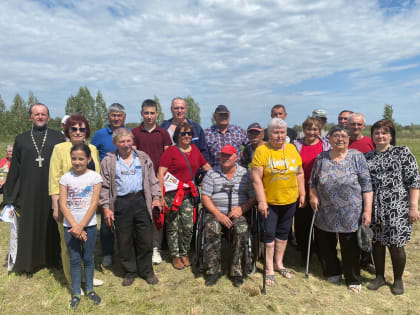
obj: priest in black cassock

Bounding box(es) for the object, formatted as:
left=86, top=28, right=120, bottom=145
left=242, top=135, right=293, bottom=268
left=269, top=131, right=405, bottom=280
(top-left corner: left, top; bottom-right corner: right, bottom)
left=3, top=103, right=63, bottom=273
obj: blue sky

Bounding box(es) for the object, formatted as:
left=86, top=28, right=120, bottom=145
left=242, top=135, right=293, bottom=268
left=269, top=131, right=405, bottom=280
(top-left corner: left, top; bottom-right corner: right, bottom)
left=1, top=0, right=420, bottom=129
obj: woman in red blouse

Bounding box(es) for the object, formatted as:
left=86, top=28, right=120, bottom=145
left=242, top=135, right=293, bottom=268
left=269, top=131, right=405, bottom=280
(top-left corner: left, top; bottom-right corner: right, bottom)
left=157, top=122, right=211, bottom=270
left=293, top=118, right=330, bottom=264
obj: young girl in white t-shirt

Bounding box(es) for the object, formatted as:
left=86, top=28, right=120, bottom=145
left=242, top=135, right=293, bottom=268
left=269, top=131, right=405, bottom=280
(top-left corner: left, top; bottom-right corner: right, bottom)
left=59, top=143, right=102, bottom=309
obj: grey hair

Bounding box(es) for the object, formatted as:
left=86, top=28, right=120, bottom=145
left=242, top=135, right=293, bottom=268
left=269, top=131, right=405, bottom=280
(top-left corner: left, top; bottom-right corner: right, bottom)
left=112, top=127, right=134, bottom=143
left=6, top=145, right=13, bottom=152
left=328, top=124, right=350, bottom=137
left=28, top=103, right=50, bottom=117
left=108, top=103, right=126, bottom=115
left=268, top=118, right=288, bottom=133
left=348, top=112, right=365, bottom=124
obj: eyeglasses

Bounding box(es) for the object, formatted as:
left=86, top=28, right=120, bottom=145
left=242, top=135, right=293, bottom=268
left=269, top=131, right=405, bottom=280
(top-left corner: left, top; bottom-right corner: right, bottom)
left=180, top=131, right=193, bottom=136
left=70, top=127, right=86, bottom=133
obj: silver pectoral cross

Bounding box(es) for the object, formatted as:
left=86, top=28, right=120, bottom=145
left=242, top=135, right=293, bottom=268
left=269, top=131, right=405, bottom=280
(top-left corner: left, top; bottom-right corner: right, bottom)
left=36, top=155, right=44, bottom=167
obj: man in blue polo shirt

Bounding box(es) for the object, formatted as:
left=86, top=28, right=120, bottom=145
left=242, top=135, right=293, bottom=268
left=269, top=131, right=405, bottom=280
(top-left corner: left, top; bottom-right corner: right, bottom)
left=91, top=103, right=126, bottom=267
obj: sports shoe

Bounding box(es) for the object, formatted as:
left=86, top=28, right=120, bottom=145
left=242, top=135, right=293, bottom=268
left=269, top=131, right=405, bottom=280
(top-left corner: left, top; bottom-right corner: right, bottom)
left=152, top=248, right=162, bottom=265
left=87, top=291, right=101, bottom=305
left=102, top=255, right=112, bottom=267
left=93, top=278, right=104, bottom=286
left=69, top=296, right=80, bottom=309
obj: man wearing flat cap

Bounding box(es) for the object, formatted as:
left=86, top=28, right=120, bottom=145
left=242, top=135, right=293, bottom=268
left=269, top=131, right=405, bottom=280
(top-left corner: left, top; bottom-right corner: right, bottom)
left=205, top=105, right=248, bottom=167
left=240, top=122, right=265, bottom=169
left=201, top=145, right=256, bottom=287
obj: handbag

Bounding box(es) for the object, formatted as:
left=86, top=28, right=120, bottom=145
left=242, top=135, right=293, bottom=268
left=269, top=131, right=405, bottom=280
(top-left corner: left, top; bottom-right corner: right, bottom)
left=176, top=146, right=201, bottom=206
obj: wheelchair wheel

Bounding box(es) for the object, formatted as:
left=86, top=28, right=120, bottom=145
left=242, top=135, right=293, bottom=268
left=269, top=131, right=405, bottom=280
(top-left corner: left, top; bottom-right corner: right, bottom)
left=194, top=207, right=207, bottom=273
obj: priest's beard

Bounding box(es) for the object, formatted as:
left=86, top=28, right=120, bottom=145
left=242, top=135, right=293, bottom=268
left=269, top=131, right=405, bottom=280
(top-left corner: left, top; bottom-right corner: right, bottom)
left=32, top=122, right=48, bottom=131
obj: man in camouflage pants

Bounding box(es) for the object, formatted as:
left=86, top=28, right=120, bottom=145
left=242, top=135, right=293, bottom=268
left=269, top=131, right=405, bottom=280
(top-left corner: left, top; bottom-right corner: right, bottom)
left=201, top=145, right=256, bottom=287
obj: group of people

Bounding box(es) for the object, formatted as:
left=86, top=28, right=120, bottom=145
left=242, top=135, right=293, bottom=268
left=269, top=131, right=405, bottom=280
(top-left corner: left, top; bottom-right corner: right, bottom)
left=0, top=99, right=419, bottom=309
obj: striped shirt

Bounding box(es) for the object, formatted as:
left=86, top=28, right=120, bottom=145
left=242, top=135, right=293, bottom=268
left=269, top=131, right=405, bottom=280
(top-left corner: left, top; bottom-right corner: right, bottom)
left=201, top=164, right=255, bottom=215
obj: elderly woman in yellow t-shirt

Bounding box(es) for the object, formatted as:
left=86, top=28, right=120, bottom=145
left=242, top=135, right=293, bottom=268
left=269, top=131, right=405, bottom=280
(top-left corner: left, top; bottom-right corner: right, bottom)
left=252, top=118, right=305, bottom=286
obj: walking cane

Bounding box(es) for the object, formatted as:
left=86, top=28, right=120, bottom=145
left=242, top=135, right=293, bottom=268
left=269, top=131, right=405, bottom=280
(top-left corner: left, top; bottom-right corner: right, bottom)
left=261, top=217, right=267, bottom=295
left=305, top=211, right=316, bottom=279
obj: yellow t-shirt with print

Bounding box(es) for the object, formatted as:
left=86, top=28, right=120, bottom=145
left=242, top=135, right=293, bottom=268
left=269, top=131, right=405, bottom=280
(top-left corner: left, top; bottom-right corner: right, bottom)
left=252, top=142, right=302, bottom=205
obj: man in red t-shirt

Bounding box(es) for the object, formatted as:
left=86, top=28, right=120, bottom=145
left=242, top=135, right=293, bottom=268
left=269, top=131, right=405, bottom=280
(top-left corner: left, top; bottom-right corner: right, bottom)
left=132, top=99, right=172, bottom=265
left=347, top=112, right=375, bottom=274
left=348, top=113, right=374, bottom=154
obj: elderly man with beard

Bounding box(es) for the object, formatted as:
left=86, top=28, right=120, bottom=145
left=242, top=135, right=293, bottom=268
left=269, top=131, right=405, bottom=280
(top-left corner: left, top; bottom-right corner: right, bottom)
left=3, top=103, right=63, bottom=272
left=201, top=145, right=256, bottom=287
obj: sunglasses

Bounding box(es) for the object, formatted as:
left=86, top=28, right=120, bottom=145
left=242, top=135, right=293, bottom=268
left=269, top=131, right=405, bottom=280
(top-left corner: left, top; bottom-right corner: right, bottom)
left=70, top=127, right=86, bottom=133
left=180, top=131, right=193, bottom=136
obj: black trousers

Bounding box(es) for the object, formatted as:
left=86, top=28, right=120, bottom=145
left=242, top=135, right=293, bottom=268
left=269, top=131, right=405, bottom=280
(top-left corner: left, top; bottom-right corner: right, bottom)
left=314, top=227, right=361, bottom=285
left=294, top=202, right=314, bottom=258
left=114, top=193, right=154, bottom=279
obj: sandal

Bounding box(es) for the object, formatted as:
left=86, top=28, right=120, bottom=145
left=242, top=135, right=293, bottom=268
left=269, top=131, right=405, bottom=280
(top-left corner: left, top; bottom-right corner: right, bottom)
left=277, top=268, right=293, bottom=279
left=265, top=274, right=275, bottom=287
left=348, top=284, right=361, bottom=293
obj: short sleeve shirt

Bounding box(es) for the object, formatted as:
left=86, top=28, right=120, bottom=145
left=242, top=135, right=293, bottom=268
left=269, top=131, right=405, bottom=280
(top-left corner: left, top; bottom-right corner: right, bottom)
left=59, top=170, right=102, bottom=227
left=252, top=143, right=302, bottom=205
left=201, top=165, right=255, bottom=214
left=159, top=144, right=207, bottom=183
left=132, top=124, right=172, bottom=173
left=349, top=136, right=374, bottom=154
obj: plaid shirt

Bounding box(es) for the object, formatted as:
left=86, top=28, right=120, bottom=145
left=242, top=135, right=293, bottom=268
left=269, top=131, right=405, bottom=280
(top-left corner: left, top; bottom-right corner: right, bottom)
left=204, top=124, right=248, bottom=167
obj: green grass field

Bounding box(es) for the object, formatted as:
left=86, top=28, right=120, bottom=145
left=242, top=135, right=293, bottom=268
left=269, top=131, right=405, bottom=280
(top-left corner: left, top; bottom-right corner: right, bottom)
left=0, top=138, right=419, bottom=314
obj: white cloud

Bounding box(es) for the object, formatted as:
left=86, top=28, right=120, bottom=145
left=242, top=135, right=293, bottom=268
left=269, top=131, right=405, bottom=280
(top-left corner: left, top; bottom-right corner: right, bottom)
left=0, top=0, right=420, bottom=127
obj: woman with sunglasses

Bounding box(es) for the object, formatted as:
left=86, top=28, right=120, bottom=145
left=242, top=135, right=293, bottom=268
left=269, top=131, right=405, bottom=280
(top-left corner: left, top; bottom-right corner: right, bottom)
left=49, top=114, right=102, bottom=291
left=157, top=122, right=211, bottom=270
left=251, top=118, right=305, bottom=286
left=310, top=125, right=373, bottom=293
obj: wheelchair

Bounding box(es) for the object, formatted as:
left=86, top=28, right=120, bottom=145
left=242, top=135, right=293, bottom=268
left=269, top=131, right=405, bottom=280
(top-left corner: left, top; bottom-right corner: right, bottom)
left=194, top=206, right=260, bottom=276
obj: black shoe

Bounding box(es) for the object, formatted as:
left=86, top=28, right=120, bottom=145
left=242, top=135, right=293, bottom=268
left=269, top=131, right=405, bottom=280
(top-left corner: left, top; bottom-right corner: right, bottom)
left=367, top=276, right=386, bottom=290
left=87, top=291, right=101, bottom=305
left=69, top=296, right=80, bottom=309
left=361, top=263, right=376, bottom=274
left=145, top=275, right=159, bottom=285
left=391, top=279, right=404, bottom=295
left=122, top=274, right=136, bottom=286
left=205, top=273, right=221, bottom=286
left=232, top=276, right=243, bottom=287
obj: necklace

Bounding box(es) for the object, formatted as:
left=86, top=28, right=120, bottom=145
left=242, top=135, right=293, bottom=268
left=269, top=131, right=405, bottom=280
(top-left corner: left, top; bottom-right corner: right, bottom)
left=30, top=126, right=48, bottom=167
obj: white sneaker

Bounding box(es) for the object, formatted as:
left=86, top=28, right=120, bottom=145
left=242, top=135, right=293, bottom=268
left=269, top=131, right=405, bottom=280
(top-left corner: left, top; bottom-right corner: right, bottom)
left=102, top=255, right=112, bottom=267
left=93, top=278, right=104, bottom=286
left=152, top=247, right=162, bottom=265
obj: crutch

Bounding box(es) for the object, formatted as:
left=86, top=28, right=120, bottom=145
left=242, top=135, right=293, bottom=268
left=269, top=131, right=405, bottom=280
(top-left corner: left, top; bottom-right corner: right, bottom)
left=261, top=217, right=267, bottom=295
left=305, top=211, right=316, bottom=278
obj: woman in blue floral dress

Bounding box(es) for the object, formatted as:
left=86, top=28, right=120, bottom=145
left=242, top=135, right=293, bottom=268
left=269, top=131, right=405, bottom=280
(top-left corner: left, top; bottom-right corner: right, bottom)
left=310, top=125, right=373, bottom=293
left=365, top=119, right=420, bottom=295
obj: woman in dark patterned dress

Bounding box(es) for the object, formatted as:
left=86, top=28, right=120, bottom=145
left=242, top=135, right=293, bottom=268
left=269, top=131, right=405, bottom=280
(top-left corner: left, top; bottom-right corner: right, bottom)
left=365, top=119, right=420, bottom=295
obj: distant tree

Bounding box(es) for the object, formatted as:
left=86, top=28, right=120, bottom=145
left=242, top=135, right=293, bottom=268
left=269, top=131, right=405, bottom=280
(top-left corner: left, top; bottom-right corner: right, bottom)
left=125, top=123, right=138, bottom=129
left=65, top=86, right=95, bottom=124
left=185, top=96, right=201, bottom=124
left=153, top=96, right=165, bottom=125
left=0, top=95, right=6, bottom=136
left=9, top=93, right=30, bottom=134
left=211, top=115, right=216, bottom=126
left=383, top=104, right=394, bottom=122
left=93, top=90, right=107, bottom=131
left=26, top=91, right=39, bottom=107
left=0, top=95, right=5, bottom=114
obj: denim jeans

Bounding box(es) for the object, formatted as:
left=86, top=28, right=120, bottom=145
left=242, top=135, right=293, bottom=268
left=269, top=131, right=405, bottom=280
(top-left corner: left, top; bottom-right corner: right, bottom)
left=64, top=225, right=97, bottom=295
left=100, top=213, right=115, bottom=256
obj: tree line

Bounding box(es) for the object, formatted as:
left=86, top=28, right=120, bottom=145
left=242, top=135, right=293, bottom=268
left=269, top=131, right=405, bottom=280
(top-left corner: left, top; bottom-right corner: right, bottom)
left=0, top=87, right=203, bottom=138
